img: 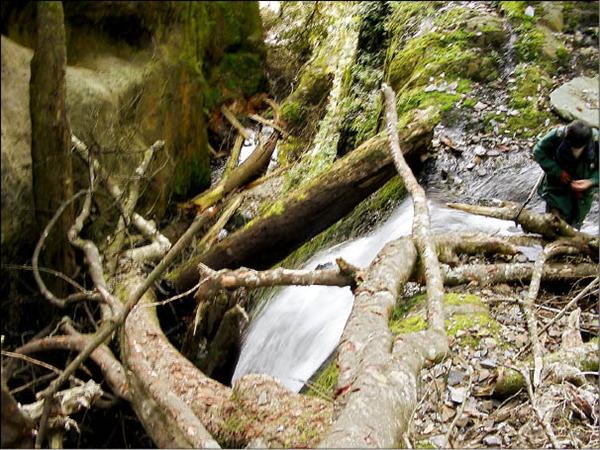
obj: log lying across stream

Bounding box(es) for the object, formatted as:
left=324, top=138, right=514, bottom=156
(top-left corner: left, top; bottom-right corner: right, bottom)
left=171, top=109, right=436, bottom=291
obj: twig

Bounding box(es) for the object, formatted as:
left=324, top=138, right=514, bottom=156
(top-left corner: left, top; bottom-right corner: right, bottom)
left=106, top=140, right=163, bottom=273
left=520, top=368, right=562, bottom=448
left=535, top=277, right=598, bottom=343
left=32, top=191, right=97, bottom=308
left=248, top=113, right=288, bottom=137
left=140, top=281, right=202, bottom=309
left=66, top=161, right=120, bottom=320
left=195, top=194, right=243, bottom=253
left=34, top=207, right=214, bottom=447
left=1, top=350, right=83, bottom=386
left=221, top=105, right=250, bottom=139
left=519, top=242, right=581, bottom=386
left=9, top=372, right=56, bottom=396
left=223, top=135, right=244, bottom=178
left=2, top=264, right=88, bottom=293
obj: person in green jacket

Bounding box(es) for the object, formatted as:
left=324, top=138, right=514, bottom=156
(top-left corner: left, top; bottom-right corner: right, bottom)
left=534, top=120, right=599, bottom=229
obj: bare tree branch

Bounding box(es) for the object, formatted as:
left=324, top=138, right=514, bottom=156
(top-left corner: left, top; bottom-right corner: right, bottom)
left=194, top=257, right=359, bottom=303
left=383, top=83, right=445, bottom=331
left=32, top=191, right=98, bottom=308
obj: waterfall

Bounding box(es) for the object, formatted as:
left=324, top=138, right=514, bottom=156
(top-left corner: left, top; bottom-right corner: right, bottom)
left=232, top=197, right=536, bottom=392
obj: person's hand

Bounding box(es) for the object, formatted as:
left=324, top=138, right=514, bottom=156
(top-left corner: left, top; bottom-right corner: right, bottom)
left=560, top=171, right=571, bottom=184
left=571, top=179, right=593, bottom=192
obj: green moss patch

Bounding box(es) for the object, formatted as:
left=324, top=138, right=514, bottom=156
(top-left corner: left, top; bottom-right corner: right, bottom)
left=389, top=292, right=500, bottom=348
left=445, top=312, right=499, bottom=348
left=504, top=63, right=554, bottom=137
left=305, top=360, right=339, bottom=401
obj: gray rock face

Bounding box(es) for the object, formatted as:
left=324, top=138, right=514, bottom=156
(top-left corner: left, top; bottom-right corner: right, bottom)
left=550, top=76, right=599, bottom=127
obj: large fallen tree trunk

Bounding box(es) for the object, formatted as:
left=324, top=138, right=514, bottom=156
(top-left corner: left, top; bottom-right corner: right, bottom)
left=120, top=274, right=333, bottom=448
left=170, top=109, right=435, bottom=291
left=318, top=85, right=448, bottom=448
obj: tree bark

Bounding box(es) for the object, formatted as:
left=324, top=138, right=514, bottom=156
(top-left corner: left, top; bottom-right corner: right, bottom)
left=319, top=86, right=447, bottom=448
left=30, top=1, right=75, bottom=288
left=441, top=262, right=597, bottom=286
left=447, top=201, right=594, bottom=242
left=1, top=376, right=34, bottom=449
left=171, top=113, right=434, bottom=291
left=119, top=273, right=333, bottom=448
left=492, top=340, right=599, bottom=397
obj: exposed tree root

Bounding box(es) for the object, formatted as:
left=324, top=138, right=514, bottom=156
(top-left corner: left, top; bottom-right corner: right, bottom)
left=492, top=340, right=598, bottom=397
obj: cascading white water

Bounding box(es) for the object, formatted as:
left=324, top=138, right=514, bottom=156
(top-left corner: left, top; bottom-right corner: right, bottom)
left=232, top=197, right=536, bottom=392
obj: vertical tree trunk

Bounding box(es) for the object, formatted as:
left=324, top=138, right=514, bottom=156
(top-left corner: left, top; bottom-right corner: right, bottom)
left=30, top=1, right=75, bottom=287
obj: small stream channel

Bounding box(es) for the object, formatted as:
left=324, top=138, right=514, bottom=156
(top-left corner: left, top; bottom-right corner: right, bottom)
left=231, top=126, right=598, bottom=394
left=231, top=0, right=598, bottom=394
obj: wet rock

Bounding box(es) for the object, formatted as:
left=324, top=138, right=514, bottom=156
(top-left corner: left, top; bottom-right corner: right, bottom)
left=473, top=145, right=487, bottom=156
left=478, top=369, right=492, bottom=382
left=481, top=337, right=497, bottom=349
left=550, top=76, right=599, bottom=127
left=484, top=435, right=502, bottom=446
left=447, top=369, right=466, bottom=386
left=524, top=6, right=535, bottom=17
left=429, top=435, right=448, bottom=448
left=448, top=386, right=466, bottom=403
left=441, top=405, right=455, bottom=422
left=480, top=358, right=496, bottom=368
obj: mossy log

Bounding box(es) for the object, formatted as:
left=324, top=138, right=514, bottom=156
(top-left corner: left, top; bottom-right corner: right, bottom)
left=447, top=201, right=595, bottom=242
left=171, top=114, right=433, bottom=292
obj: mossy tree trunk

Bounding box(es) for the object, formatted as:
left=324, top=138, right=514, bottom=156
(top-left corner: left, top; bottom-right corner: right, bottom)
left=29, top=1, right=75, bottom=290
left=171, top=110, right=435, bottom=292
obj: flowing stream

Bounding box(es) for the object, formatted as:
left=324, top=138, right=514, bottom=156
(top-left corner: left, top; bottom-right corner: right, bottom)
left=233, top=196, right=536, bottom=392
left=232, top=153, right=598, bottom=392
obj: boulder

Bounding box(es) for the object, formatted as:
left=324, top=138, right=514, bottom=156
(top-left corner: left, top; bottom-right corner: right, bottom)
left=1, top=36, right=34, bottom=257
left=549, top=76, right=599, bottom=128
left=1, top=2, right=267, bottom=258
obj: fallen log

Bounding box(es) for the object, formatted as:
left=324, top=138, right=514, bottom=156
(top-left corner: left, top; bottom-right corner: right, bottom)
left=170, top=109, right=435, bottom=292
left=447, top=201, right=594, bottom=242
left=189, top=132, right=279, bottom=210
left=442, top=262, right=597, bottom=286
left=194, top=258, right=359, bottom=303
left=318, top=86, right=447, bottom=448
left=120, top=273, right=333, bottom=448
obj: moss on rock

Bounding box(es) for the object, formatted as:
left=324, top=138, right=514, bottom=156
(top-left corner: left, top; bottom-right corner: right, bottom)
left=506, top=63, right=554, bottom=137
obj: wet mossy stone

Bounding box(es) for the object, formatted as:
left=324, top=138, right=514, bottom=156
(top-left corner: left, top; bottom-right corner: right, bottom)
left=550, top=76, right=600, bottom=128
